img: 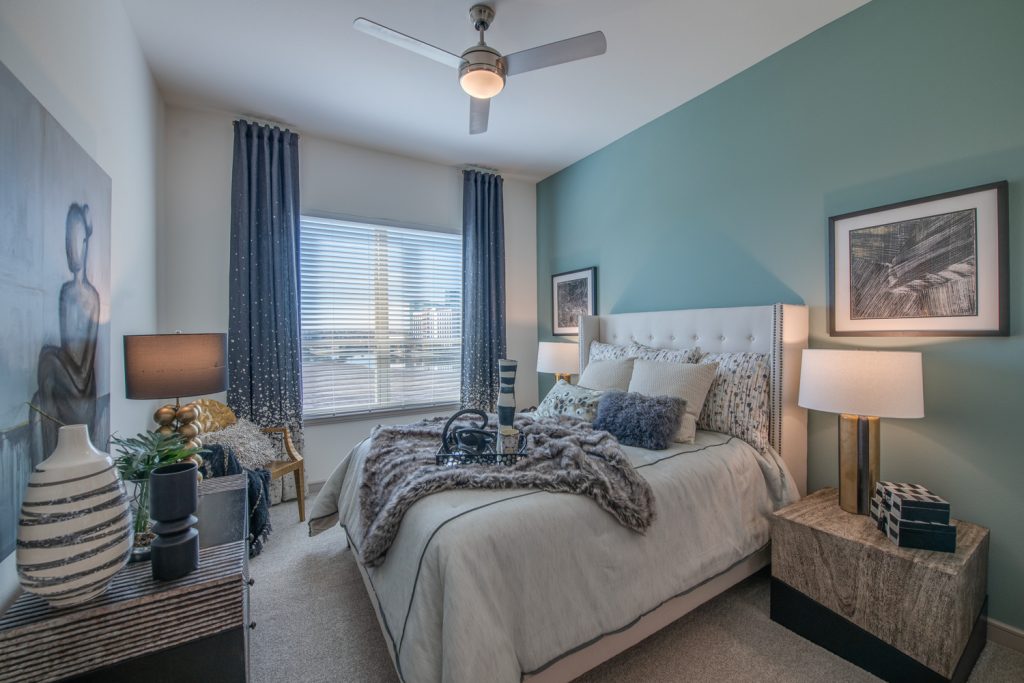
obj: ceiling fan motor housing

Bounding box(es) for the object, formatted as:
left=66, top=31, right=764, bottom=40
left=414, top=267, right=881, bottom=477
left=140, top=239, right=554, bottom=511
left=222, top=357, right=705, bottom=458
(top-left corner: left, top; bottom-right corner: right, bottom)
left=459, top=43, right=506, bottom=96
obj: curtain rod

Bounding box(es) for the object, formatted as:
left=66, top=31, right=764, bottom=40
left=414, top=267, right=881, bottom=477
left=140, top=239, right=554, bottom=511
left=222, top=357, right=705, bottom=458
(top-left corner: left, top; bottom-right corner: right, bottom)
left=236, top=113, right=297, bottom=132
left=460, top=164, right=502, bottom=175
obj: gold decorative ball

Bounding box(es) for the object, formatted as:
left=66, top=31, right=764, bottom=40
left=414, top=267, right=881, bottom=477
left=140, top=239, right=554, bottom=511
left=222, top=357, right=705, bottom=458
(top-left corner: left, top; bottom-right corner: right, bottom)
left=154, top=405, right=177, bottom=425
left=185, top=438, right=203, bottom=451
left=177, top=423, right=199, bottom=439
left=156, top=425, right=175, bottom=436
left=176, top=403, right=199, bottom=424
left=188, top=453, right=204, bottom=468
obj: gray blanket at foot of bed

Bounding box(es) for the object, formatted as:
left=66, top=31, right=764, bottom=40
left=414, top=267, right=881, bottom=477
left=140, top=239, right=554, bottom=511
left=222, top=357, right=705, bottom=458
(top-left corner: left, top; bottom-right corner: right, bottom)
left=358, top=414, right=655, bottom=566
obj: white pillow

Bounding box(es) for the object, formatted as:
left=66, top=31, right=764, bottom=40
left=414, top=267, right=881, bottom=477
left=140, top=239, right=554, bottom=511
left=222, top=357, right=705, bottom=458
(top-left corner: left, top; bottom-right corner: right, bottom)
left=534, top=380, right=604, bottom=422
left=627, top=360, right=719, bottom=443
left=578, top=358, right=635, bottom=392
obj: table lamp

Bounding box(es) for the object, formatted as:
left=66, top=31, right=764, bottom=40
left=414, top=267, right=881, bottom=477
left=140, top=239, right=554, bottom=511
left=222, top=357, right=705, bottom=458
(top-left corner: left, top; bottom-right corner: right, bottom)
left=537, top=341, right=580, bottom=383
left=798, top=349, right=924, bottom=515
left=124, top=333, right=228, bottom=449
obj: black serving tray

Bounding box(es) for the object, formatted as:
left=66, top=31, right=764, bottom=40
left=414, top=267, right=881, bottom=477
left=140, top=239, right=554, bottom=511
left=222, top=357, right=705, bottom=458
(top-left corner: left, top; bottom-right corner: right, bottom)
left=435, top=434, right=528, bottom=468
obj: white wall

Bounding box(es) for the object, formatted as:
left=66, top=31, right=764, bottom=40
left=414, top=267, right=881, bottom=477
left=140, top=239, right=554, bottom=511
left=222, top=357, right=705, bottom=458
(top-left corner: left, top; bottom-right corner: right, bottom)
left=0, top=0, right=163, bottom=608
left=161, top=105, right=538, bottom=484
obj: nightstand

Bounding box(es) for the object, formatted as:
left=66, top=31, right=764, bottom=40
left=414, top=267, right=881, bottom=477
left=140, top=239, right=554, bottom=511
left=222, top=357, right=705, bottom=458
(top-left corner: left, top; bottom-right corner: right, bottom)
left=0, top=475, right=251, bottom=682
left=770, top=488, right=988, bottom=683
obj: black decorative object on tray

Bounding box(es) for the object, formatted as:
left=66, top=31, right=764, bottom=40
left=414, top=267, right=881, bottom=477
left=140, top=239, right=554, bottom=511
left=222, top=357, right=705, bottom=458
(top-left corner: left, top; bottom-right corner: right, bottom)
left=871, top=481, right=956, bottom=553
left=150, top=461, right=200, bottom=580
left=436, top=408, right=527, bottom=468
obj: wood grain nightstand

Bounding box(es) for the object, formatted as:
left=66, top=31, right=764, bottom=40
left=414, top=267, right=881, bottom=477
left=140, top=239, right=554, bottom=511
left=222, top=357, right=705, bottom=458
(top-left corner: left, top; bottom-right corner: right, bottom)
left=770, top=488, right=988, bottom=683
left=0, top=474, right=251, bottom=683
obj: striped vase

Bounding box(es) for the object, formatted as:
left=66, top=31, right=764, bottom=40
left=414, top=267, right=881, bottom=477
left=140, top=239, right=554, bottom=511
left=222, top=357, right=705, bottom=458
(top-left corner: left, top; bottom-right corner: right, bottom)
left=16, top=424, right=133, bottom=608
left=497, top=359, right=518, bottom=428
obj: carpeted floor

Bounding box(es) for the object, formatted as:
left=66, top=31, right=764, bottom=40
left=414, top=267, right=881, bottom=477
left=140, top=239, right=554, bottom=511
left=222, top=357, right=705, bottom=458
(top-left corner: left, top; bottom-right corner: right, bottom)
left=250, top=500, right=1024, bottom=682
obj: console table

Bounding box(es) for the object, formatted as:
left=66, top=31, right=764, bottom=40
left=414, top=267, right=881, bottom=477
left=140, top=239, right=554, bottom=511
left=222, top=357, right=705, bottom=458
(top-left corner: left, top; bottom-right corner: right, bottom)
left=0, top=474, right=251, bottom=683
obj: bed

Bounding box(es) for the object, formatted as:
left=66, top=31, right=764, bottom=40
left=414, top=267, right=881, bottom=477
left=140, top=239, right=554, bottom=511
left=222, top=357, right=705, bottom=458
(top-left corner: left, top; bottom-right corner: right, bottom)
left=309, top=303, right=808, bottom=683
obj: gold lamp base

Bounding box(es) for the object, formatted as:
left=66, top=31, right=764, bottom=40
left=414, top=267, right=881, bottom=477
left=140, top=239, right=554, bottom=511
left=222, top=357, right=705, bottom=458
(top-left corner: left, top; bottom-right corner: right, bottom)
left=153, top=398, right=205, bottom=451
left=838, top=414, right=880, bottom=515
left=554, top=372, right=573, bottom=383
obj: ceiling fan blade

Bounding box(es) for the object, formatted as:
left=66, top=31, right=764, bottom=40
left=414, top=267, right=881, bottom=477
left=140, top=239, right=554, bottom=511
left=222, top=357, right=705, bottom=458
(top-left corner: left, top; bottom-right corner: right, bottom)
left=502, top=31, right=606, bottom=76
left=469, top=97, right=490, bottom=135
left=353, top=18, right=465, bottom=69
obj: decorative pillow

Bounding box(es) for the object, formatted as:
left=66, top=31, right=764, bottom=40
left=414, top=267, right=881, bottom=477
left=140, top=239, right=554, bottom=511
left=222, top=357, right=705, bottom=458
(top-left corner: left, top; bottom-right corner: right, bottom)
left=535, top=380, right=604, bottom=422
left=202, top=418, right=279, bottom=469
left=578, top=358, right=635, bottom=391
left=697, top=351, right=772, bottom=453
left=628, top=360, right=718, bottom=443
left=588, top=340, right=633, bottom=362
left=593, top=391, right=685, bottom=451
left=628, top=341, right=701, bottom=365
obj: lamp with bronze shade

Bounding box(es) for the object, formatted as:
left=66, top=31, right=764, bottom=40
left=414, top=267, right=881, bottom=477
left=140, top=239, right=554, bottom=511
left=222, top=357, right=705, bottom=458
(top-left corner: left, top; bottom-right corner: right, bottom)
left=123, top=333, right=228, bottom=449
left=537, top=341, right=580, bottom=384
left=798, top=349, right=924, bottom=515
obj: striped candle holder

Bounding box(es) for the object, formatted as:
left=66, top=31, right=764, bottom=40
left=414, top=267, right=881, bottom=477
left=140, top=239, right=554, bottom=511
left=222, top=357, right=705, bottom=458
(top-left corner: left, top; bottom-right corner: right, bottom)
left=497, top=359, right=518, bottom=429
left=16, top=425, right=133, bottom=608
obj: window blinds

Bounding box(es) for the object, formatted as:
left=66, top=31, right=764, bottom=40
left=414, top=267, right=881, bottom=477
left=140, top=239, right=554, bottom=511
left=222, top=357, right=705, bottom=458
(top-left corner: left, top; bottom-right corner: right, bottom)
left=299, top=216, right=462, bottom=419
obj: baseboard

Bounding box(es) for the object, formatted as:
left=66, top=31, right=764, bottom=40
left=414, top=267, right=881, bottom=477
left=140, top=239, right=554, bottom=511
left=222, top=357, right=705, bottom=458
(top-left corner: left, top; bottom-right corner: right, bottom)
left=307, top=480, right=325, bottom=496
left=988, top=617, right=1024, bottom=654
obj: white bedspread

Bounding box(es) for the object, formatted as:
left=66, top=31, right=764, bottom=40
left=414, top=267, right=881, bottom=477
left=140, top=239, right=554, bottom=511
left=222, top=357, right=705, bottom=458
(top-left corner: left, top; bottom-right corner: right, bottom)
left=309, top=431, right=797, bottom=683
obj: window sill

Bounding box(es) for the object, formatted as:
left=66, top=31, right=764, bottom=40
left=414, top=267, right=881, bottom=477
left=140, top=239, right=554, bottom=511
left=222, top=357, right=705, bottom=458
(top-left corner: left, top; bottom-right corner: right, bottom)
left=303, top=403, right=460, bottom=426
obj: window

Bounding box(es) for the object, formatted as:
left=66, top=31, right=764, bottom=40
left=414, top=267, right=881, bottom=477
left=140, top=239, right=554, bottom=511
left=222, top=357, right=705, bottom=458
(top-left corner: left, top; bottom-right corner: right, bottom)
left=299, top=216, right=462, bottom=419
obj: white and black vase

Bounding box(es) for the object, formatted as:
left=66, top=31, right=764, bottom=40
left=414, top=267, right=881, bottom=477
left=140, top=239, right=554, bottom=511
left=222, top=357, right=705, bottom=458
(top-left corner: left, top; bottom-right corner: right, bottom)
left=16, top=424, right=133, bottom=608
left=497, top=359, right=518, bottom=429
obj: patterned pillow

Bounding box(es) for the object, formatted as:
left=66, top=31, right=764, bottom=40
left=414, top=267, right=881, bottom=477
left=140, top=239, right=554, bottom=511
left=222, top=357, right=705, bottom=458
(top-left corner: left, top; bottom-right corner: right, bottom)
left=697, top=351, right=772, bottom=452
left=628, top=342, right=701, bottom=365
left=578, top=358, right=634, bottom=391
left=588, top=340, right=633, bottom=362
left=535, top=380, right=604, bottom=422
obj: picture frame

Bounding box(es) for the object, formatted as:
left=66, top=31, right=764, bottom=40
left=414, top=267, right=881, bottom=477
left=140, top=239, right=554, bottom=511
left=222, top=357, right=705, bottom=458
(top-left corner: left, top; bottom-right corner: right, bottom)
left=551, top=267, right=596, bottom=336
left=828, top=181, right=1008, bottom=337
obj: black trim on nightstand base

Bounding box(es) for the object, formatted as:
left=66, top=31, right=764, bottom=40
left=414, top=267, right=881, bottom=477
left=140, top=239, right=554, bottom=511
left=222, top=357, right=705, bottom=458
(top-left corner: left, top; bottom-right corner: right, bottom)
left=770, top=578, right=987, bottom=683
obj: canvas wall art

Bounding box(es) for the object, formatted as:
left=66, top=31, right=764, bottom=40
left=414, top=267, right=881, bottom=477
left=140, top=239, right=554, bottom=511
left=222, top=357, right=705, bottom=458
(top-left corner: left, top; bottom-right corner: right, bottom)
left=552, top=267, right=596, bottom=336
left=829, top=182, right=1008, bottom=336
left=0, top=61, right=112, bottom=561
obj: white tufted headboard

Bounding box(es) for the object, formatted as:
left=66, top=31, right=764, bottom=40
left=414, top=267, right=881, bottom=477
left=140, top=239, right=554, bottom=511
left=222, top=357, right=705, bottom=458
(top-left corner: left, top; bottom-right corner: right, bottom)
left=579, top=304, right=808, bottom=495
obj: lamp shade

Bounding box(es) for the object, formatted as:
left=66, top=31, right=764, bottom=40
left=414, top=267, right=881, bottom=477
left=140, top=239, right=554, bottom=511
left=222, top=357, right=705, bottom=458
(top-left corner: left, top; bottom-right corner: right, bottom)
left=124, top=333, right=228, bottom=400
left=798, top=349, right=924, bottom=418
left=537, top=341, right=579, bottom=375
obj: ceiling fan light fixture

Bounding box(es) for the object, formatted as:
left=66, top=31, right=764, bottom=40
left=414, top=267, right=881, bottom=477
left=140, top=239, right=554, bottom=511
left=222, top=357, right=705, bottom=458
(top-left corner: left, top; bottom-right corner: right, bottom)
left=459, top=65, right=505, bottom=99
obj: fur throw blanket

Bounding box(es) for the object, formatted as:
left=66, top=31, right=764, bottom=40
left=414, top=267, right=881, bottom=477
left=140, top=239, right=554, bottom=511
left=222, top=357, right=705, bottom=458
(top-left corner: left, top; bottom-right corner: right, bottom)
left=358, top=414, right=655, bottom=566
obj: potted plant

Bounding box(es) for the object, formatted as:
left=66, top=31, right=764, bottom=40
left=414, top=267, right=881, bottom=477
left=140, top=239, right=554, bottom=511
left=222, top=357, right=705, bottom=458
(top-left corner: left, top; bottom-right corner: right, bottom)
left=110, top=431, right=205, bottom=561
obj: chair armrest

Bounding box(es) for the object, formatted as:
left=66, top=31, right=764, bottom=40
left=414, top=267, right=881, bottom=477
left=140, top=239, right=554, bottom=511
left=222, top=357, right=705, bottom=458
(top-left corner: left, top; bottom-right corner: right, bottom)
left=261, top=427, right=303, bottom=463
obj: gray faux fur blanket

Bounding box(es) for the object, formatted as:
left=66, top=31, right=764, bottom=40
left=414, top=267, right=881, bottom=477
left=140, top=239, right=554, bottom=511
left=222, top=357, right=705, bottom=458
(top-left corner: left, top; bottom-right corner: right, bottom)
left=357, top=415, right=656, bottom=566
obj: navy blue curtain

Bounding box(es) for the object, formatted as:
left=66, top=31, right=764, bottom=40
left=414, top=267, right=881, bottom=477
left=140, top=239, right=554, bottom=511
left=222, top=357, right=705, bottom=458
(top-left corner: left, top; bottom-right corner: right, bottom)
left=461, top=170, right=506, bottom=411
left=228, top=120, right=304, bottom=449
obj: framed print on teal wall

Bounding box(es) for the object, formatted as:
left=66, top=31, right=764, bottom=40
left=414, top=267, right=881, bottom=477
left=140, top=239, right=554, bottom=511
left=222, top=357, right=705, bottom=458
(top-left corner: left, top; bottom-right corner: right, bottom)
left=828, top=181, right=1009, bottom=337
left=552, top=267, right=596, bottom=336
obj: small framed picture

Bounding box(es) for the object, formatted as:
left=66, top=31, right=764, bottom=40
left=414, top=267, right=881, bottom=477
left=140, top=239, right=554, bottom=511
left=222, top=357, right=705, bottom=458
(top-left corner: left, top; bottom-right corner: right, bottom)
left=829, top=181, right=1008, bottom=336
left=552, top=267, right=596, bottom=336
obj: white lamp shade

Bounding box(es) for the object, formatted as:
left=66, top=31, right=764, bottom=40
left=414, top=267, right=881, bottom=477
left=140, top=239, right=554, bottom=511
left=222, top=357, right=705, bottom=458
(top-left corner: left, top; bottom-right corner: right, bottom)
left=799, top=349, right=924, bottom=418
left=537, top=341, right=579, bottom=375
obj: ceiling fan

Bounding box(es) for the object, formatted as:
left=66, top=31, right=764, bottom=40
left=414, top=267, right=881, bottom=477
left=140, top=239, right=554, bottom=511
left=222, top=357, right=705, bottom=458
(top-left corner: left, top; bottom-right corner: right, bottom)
left=354, top=4, right=606, bottom=135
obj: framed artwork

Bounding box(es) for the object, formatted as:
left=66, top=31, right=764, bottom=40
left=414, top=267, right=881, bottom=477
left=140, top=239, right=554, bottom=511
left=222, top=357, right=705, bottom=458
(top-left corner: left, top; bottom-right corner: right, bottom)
left=0, top=61, right=112, bottom=561
left=552, top=267, right=596, bottom=336
left=828, top=181, right=1008, bottom=337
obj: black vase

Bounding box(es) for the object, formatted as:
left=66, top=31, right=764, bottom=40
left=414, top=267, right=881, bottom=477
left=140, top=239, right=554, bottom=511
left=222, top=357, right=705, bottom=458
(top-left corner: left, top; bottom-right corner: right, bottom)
left=149, top=461, right=199, bottom=581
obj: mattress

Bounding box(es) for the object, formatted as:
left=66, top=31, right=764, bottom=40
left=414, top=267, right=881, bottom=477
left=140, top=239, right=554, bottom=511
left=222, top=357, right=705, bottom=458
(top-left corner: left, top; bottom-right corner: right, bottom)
left=309, top=430, right=797, bottom=683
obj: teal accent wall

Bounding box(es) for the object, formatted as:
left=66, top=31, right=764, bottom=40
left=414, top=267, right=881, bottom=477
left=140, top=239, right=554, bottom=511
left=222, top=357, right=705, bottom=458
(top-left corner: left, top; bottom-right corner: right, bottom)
left=537, top=0, right=1024, bottom=629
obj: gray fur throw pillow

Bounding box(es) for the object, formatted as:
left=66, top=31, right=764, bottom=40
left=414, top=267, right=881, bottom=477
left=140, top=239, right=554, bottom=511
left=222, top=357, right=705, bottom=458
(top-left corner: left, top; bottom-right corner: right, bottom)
left=202, top=418, right=279, bottom=469
left=593, top=391, right=686, bottom=451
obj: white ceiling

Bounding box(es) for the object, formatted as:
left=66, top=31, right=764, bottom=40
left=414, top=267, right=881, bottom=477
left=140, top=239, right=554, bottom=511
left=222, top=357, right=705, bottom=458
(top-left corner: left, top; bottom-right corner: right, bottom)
left=123, top=0, right=868, bottom=180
